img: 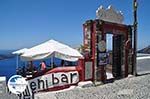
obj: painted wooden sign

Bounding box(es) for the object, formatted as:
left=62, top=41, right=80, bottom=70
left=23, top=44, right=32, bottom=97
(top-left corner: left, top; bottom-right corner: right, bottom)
left=84, top=23, right=92, bottom=55
left=27, top=71, right=79, bottom=92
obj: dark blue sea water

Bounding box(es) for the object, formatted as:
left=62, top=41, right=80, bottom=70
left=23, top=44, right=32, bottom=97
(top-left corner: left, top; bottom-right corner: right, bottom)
left=0, top=50, right=16, bottom=81
left=0, top=57, right=16, bottom=81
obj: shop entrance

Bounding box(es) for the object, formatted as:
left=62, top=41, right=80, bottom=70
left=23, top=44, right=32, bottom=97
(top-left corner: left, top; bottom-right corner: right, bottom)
left=95, top=20, right=132, bottom=82
left=106, top=34, right=125, bottom=79
left=112, top=35, right=124, bottom=78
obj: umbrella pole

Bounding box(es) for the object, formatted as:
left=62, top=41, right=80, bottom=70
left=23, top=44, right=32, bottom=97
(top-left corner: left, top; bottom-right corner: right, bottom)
left=16, top=55, right=19, bottom=75
left=16, top=55, right=19, bottom=69
left=51, top=55, right=54, bottom=69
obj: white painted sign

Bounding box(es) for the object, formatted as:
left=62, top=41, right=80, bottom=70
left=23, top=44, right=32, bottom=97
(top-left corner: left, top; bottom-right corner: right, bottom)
left=85, top=62, right=93, bottom=80
left=84, top=26, right=91, bottom=53
left=27, top=71, right=79, bottom=92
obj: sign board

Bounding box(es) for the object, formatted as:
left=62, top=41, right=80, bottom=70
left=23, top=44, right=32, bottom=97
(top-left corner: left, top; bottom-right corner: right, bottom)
left=27, top=71, right=79, bottom=92
left=85, top=62, right=93, bottom=80
left=19, top=71, right=79, bottom=98
left=97, top=35, right=107, bottom=66
left=84, top=25, right=92, bottom=54
left=98, top=40, right=106, bottom=52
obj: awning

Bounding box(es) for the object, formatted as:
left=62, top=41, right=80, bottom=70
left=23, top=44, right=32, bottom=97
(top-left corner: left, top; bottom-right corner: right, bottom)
left=20, top=39, right=83, bottom=61
left=12, top=48, right=28, bottom=55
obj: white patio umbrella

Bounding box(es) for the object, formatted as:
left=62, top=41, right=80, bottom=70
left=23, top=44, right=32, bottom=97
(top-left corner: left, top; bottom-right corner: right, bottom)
left=20, top=39, right=83, bottom=62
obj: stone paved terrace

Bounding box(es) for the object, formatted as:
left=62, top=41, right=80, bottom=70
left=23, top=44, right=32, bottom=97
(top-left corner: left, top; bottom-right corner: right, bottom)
left=35, top=74, right=150, bottom=99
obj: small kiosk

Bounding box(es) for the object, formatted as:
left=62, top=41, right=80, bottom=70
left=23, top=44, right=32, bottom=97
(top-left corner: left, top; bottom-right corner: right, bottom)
left=82, top=5, right=133, bottom=82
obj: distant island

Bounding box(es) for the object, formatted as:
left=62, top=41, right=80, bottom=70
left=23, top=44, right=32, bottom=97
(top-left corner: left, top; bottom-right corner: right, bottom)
left=0, top=54, right=15, bottom=60
left=138, top=45, right=150, bottom=54
left=0, top=50, right=15, bottom=60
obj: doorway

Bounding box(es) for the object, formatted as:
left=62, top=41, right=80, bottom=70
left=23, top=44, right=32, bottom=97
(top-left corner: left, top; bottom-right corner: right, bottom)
left=106, top=34, right=125, bottom=79
left=112, top=35, right=124, bottom=78
left=106, top=34, right=113, bottom=79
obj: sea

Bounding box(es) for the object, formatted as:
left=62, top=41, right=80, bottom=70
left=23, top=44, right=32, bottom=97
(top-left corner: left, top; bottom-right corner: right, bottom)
left=0, top=50, right=17, bottom=81
left=0, top=57, right=16, bottom=79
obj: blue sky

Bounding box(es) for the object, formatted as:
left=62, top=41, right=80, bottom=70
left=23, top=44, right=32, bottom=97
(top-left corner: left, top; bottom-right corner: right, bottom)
left=0, top=0, right=149, bottom=50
